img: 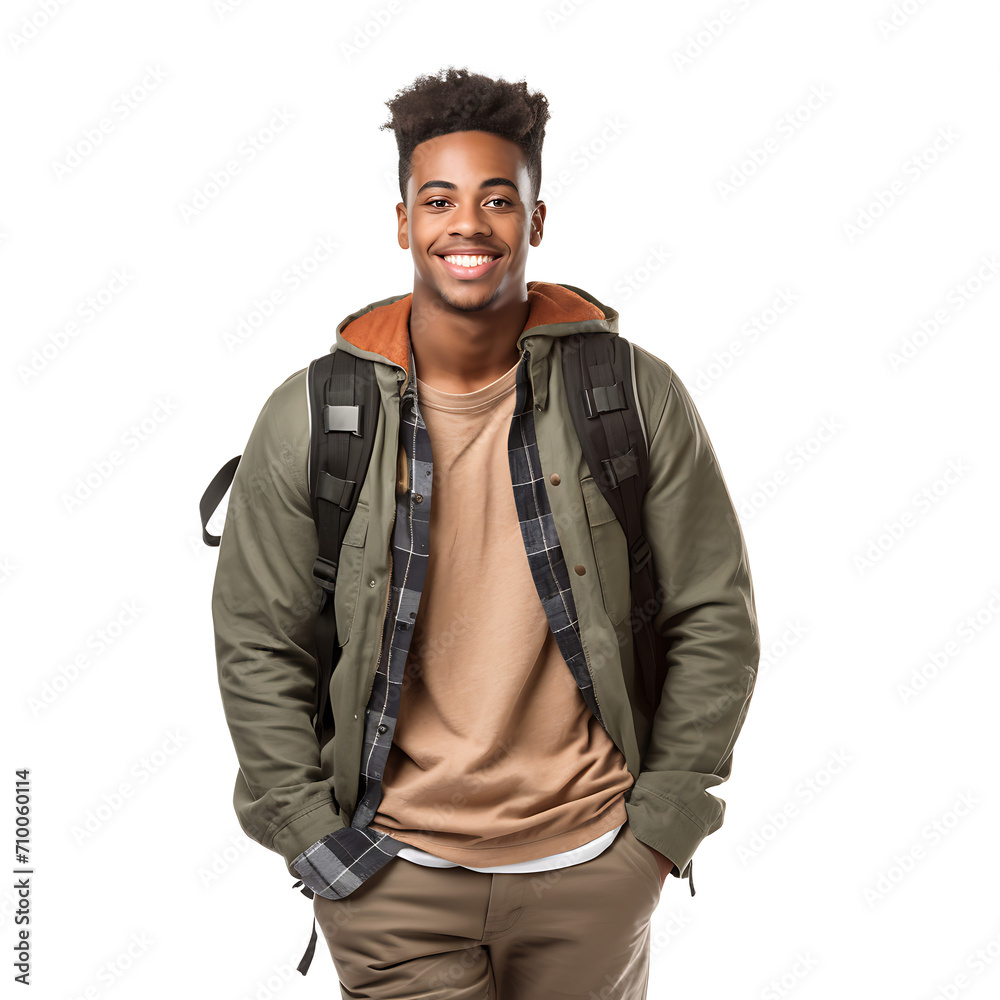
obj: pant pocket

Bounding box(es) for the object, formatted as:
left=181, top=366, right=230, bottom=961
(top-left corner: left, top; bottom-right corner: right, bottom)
left=620, top=825, right=663, bottom=889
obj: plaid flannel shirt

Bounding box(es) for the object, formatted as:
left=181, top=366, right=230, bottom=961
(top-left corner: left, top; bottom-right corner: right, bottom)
left=291, top=341, right=608, bottom=900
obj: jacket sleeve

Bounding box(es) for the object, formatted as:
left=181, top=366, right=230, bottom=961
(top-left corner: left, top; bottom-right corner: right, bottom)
left=626, top=362, right=760, bottom=880
left=211, top=370, right=345, bottom=878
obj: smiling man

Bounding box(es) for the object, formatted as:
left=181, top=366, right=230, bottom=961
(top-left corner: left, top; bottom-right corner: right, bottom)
left=212, top=66, right=759, bottom=1000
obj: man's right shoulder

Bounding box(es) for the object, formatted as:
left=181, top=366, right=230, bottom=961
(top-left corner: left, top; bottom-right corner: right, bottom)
left=264, top=346, right=337, bottom=436
left=240, top=365, right=311, bottom=507
left=267, top=365, right=309, bottom=420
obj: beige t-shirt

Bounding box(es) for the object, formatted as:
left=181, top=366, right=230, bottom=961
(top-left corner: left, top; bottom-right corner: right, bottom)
left=368, top=354, right=633, bottom=866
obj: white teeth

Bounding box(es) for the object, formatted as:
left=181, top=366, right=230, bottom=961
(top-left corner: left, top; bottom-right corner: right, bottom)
left=443, top=254, right=495, bottom=267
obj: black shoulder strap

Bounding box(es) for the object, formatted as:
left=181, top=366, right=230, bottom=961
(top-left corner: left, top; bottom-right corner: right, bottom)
left=307, top=349, right=380, bottom=748
left=201, top=355, right=379, bottom=979
left=199, top=456, right=242, bottom=546
left=197, top=352, right=380, bottom=747
left=292, top=350, right=380, bottom=977
left=561, top=331, right=669, bottom=725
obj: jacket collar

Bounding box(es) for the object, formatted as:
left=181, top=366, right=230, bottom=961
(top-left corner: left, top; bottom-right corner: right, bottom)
left=330, top=281, right=619, bottom=379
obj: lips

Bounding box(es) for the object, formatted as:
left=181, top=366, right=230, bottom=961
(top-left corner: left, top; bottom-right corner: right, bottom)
left=435, top=253, right=503, bottom=280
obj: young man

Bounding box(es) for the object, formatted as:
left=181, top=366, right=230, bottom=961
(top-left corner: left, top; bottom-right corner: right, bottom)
left=212, top=66, right=759, bottom=999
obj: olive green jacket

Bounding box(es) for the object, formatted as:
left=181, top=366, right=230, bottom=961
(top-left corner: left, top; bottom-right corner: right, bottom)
left=211, top=281, right=759, bottom=891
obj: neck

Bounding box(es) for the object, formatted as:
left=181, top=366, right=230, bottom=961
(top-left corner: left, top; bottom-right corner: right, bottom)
left=408, top=282, right=530, bottom=394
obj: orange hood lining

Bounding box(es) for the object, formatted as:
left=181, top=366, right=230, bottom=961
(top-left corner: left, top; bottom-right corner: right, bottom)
left=339, top=281, right=606, bottom=376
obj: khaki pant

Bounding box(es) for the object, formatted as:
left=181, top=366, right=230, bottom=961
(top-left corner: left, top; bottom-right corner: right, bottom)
left=312, top=822, right=662, bottom=999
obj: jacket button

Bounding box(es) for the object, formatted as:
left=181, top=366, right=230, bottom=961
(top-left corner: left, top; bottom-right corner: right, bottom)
left=574, top=564, right=586, bottom=575
left=412, top=493, right=423, bottom=503
left=377, top=724, right=388, bottom=734
left=549, top=473, right=561, bottom=486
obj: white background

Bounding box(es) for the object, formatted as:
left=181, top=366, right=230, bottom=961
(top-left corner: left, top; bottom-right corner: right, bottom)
left=4, top=1, right=1000, bottom=997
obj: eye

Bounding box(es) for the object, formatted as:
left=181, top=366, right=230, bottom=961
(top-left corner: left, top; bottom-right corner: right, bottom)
left=486, top=197, right=512, bottom=208
left=426, top=198, right=450, bottom=208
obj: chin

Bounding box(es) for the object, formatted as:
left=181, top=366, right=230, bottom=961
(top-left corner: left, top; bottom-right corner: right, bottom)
left=436, top=283, right=503, bottom=313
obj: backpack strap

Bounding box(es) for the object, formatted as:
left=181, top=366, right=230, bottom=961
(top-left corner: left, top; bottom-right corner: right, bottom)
left=203, top=358, right=380, bottom=977
left=295, top=350, right=379, bottom=976
left=199, top=455, right=242, bottom=546
left=291, top=880, right=319, bottom=975
left=307, top=349, right=380, bottom=747
left=561, top=332, right=669, bottom=725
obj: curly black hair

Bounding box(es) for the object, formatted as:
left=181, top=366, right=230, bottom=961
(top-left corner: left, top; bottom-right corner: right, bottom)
left=380, top=66, right=551, bottom=207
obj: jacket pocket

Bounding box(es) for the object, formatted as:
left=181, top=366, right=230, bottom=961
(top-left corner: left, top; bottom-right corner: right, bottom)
left=333, top=501, right=370, bottom=646
left=580, top=476, right=630, bottom=625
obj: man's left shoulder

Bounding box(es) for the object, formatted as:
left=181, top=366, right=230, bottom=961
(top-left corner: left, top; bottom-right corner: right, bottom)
left=622, top=337, right=676, bottom=435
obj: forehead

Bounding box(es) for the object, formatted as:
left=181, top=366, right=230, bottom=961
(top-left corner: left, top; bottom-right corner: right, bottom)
left=408, top=130, right=528, bottom=184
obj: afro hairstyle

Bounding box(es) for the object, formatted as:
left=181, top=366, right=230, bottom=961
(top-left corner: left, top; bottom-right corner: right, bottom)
left=380, top=66, right=551, bottom=207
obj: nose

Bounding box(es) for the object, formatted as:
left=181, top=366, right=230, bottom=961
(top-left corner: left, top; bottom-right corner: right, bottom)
left=448, top=200, right=491, bottom=238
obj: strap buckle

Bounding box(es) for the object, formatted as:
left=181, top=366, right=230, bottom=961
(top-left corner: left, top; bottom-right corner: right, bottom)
left=630, top=535, right=651, bottom=572
left=312, top=555, right=338, bottom=591
left=583, top=381, right=626, bottom=418
left=600, top=449, right=639, bottom=490
left=324, top=403, right=363, bottom=435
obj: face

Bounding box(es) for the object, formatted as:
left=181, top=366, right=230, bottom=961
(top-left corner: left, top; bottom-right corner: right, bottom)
left=396, top=130, right=545, bottom=314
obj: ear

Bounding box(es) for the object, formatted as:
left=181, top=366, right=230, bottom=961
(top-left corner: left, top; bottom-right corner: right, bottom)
left=396, top=202, right=409, bottom=250
left=530, top=201, right=546, bottom=246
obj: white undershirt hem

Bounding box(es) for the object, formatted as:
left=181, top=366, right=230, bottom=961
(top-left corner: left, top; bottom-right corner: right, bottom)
left=395, top=822, right=626, bottom=873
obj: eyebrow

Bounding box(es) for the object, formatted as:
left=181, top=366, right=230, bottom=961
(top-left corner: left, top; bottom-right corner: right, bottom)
left=415, top=177, right=519, bottom=196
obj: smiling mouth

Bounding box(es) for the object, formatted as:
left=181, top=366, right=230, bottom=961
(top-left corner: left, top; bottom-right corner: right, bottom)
left=436, top=253, right=503, bottom=278
left=439, top=254, right=500, bottom=267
